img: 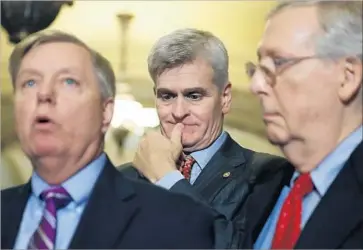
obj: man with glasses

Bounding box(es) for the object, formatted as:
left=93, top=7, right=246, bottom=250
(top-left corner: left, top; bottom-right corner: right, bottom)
left=241, top=1, right=363, bottom=249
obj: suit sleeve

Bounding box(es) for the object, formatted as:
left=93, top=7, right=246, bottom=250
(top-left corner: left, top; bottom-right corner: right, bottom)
left=170, top=179, right=210, bottom=205
left=170, top=179, right=243, bottom=248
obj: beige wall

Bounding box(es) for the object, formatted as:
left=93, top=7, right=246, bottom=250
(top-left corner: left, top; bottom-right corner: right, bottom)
left=1, top=0, right=276, bottom=94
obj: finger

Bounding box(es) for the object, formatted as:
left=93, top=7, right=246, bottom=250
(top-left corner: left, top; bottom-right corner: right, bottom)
left=170, top=123, right=183, bottom=145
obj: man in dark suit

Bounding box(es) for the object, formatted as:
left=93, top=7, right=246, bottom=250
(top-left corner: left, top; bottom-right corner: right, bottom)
left=119, top=28, right=287, bottom=248
left=1, top=30, right=219, bottom=249
left=243, top=1, right=363, bottom=248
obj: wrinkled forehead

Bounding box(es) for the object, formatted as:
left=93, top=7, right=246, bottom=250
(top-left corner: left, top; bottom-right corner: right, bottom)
left=258, top=6, right=321, bottom=58
left=155, top=61, right=215, bottom=91
left=19, top=42, right=94, bottom=73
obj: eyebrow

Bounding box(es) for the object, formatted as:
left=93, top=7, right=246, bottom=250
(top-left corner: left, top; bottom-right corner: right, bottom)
left=156, top=87, right=208, bottom=95
left=257, top=47, right=298, bottom=60
left=182, top=87, right=207, bottom=95
left=17, top=67, right=81, bottom=78
left=17, top=68, right=42, bottom=78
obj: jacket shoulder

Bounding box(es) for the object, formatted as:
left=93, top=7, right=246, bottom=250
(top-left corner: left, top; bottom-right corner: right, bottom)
left=247, top=151, right=289, bottom=184
left=118, top=162, right=140, bottom=179
left=1, top=184, right=27, bottom=201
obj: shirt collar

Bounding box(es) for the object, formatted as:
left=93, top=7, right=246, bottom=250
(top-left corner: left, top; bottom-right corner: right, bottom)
left=31, top=153, right=106, bottom=204
left=290, top=125, right=363, bottom=196
left=190, top=131, right=227, bottom=170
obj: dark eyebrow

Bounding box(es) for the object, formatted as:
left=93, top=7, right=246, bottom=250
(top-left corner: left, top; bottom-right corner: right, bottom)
left=155, top=87, right=208, bottom=96
left=155, top=88, right=176, bottom=96
left=182, top=87, right=207, bottom=95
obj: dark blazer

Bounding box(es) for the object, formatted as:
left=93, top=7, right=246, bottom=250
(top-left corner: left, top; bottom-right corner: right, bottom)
left=120, top=133, right=287, bottom=248
left=240, top=141, right=363, bottom=249
left=1, top=155, right=218, bottom=249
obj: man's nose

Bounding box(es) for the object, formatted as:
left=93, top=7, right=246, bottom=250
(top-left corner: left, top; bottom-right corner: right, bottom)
left=37, top=81, right=56, bottom=104
left=172, top=97, right=189, bottom=120
left=249, top=69, right=269, bottom=96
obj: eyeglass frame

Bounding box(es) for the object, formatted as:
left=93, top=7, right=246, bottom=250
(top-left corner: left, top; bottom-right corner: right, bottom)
left=245, top=55, right=338, bottom=86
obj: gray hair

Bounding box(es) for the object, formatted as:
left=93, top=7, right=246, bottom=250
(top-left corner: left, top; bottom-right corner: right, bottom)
left=147, top=28, right=229, bottom=90
left=268, top=0, right=362, bottom=61
left=9, top=30, right=116, bottom=99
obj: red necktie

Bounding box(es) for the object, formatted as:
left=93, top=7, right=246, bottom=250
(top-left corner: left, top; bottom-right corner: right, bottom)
left=271, top=173, right=314, bottom=249
left=178, top=154, right=195, bottom=180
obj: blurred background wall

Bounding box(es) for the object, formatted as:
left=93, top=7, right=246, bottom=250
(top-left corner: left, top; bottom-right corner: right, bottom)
left=1, top=0, right=281, bottom=189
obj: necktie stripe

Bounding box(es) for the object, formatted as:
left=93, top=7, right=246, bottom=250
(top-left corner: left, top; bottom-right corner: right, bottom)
left=33, top=230, right=48, bottom=250
left=44, top=210, right=56, bottom=229
left=38, top=227, right=54, bottom=249
left=39, top=217, right=55, bottom=239
left=46, top=192, right=69, bottom=200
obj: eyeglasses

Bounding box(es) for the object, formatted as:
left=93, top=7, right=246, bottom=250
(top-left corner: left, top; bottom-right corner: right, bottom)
left=245, top=55, right=327, bottom=86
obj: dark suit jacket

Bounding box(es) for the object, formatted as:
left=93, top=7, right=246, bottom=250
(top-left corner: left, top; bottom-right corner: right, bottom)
left=119, top=133, right=287, bottom=248
left=1, top=155, right=218, bottom=249
left=240, top=141, right=363, bottom=249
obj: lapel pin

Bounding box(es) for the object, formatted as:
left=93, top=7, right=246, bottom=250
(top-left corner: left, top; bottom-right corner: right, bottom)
left=223, top=172, right=231, bottom=178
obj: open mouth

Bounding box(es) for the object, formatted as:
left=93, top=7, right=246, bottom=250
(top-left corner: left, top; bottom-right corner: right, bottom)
left=34, top=115, right=54, bottom=127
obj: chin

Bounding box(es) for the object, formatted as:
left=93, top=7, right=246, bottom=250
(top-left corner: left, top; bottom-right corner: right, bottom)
left=28, top=140, right=63, bottom=158
left=265, top=124, right=291, bottom=146
left=181, top=135, right=200, bottom=151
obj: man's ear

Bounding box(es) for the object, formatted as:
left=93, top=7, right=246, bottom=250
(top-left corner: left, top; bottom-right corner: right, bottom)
left=221, top=82, right=232, bottom=114
left=101, top=97, right=114, bottom=133
left=338, top=57, right=362, bottom=104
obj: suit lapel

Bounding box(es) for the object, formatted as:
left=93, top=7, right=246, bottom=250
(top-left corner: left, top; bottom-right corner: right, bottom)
left=296, top=142, right=363, bottom=249
left=193, top=134, right=249, bottom=198
left=1, top=181, right=31, bottom=249
left=68, top=158, right=140, bottom=249
left=242, top=163, right=294, bottom=248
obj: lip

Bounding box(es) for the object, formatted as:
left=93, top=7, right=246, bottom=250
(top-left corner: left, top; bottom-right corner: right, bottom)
left=263, top=112, right=279, bottom=121
left=33, top=115, right=56, bottom=130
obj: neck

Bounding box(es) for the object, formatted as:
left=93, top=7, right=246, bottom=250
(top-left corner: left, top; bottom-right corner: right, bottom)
left=32, top=141, right=104, bottom=185
left=281, top=122, right=361, bottom=173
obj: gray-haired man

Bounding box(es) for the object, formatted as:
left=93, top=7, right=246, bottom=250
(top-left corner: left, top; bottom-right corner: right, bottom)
left=243, top=1, right=363, bottom=248
left=120, top=28, right=287, bottom=247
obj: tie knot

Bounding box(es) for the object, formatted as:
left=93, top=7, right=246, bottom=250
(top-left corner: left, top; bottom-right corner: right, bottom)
left=40, top=186, right=72, bottom=209
left=293, top=173, right=313, bottom=197
left=183, top=154, right=195, bottom=164
left=178, top=153, right=195, bottom=180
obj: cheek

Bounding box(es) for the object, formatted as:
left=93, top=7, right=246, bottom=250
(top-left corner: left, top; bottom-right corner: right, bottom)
left=189, top=102, right=221, bottom=129
left=59, top=97, right=104, bottom=135
left=156, top=104, right=169, bottom=121
left=14, top=99, right=34, bottom=136
left=274, top=73, right=332, bottom=131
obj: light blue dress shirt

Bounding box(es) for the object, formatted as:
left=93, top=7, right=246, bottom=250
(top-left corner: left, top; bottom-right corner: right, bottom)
left=13, top=153, right=106, bottom=250
left=156, top=131, right=227, bottom=189
left=254, top=125, right=363, bottom=249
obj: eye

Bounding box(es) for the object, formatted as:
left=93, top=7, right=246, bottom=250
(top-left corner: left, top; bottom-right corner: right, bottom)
left=272, top=57, right=290, bottom=68
left=160, top=93, right=174, bottom=101
left=63, top=78, right=78, bottom=86
left=187, top=93, right=202, bottom=101
left=23, top=79, right=36, bottom=88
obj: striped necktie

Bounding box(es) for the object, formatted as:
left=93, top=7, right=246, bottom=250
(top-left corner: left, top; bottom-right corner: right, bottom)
left=28, top=186, right=72, bottom=250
